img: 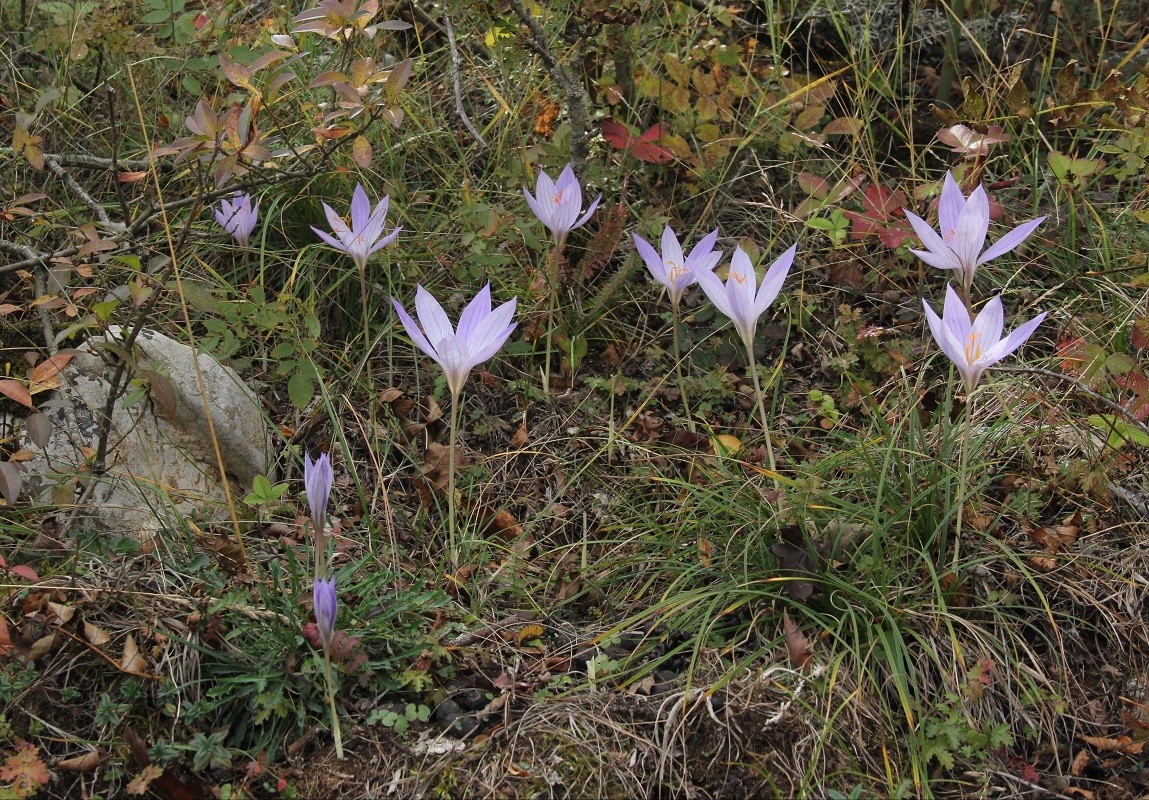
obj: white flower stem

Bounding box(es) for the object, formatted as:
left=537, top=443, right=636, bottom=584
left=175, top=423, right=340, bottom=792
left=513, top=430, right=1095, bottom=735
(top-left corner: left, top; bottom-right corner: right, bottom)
left=671, top=299, right=695, bottom=433
left=745, top=338, right=779, bottom=488
left=323, top=649, right=344, bottom=759
left=543, top=240, right=564, bottom=395
left=448, top=387, right=462, bottom=565
left=953, top=390, right=976, bottom=566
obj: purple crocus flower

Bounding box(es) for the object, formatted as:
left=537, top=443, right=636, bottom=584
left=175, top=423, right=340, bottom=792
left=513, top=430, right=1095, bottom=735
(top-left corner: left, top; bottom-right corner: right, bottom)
left=633, top=226, right=723, bottom=307
left=311, top=183, right=401, bottom=271
left=694, top=244, right=796, bottom=350
left=214, top=192, right=259, bottom=247
left=923, top=284, right=1047, bottom=394
left=391, top=283, right=518, bottom=398
left=523, top=164, right=601, bottom=246
left=313, top=577, right=337, bottom=652
left=304, top=452, right=333, bottom=536
left=903, top=171, right=1045, bottom=294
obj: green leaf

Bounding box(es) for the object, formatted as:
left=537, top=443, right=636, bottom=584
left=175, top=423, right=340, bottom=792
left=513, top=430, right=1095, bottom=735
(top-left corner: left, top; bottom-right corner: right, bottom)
left=288, top=372, right=313, bottom=410
left=141, top=8, right=171, bottom=23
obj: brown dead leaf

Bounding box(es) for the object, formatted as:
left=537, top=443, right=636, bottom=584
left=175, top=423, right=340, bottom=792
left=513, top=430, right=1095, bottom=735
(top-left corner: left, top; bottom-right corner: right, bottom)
left=1029, top=514, right=1079, bottom=554
left=84, top=621, right=110, bottom=646
left=828, top=258, right=864, bottom=289
left=379, top=387, right=404, bottom=403
left=1071, top=749, right=1091, bottom=776
left=782, top=610, right=812, bottom=672
left=121, top=634, right=148, bottom=673
left=1064, top=788, right=1095, bottom=799
left=509, top=421, right=529, bottom=449
left=56, top=750, right=105, bottom=773
left=28, top=632, right=56, bottom=662
left=0, top=379, right=34, bottom=409
left=1080, top=734, right=1144, bottom=754
left=419, top=442, right=469, bottom=492
left=1029, top=555, right=1060, bottom=572
left=46, top=601, right=75, bottom=623
left=698, top=537, right=713, bottom=567
left=0, top=617, right=13, bottom=657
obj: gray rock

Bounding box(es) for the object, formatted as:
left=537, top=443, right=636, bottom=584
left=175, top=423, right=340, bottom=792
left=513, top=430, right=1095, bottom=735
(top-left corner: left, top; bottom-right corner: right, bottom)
left=23, top=328, right=270, bottom=541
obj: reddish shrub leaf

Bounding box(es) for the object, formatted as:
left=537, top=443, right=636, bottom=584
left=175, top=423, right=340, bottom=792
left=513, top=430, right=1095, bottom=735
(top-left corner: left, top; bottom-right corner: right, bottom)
left=1132, top=316, right=1149, bottom=349
left=782, top=610, right=813, bottom=672
left=600, top=117, right=673, bottom=164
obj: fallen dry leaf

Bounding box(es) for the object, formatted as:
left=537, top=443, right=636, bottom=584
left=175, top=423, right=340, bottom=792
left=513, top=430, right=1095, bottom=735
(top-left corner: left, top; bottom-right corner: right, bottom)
left=783, top=610, right=813, bottom=672
left=121, top=634, right=148, bottom=673
left=1071, top=749, right=1091, bottom=776
left=84, top=621, right=110, bottom=646
left=28, top=633, right=56, bottom=662
left=56, top=750, right=105, bottom=773
left=1080, top=734, right=1144, bottom=754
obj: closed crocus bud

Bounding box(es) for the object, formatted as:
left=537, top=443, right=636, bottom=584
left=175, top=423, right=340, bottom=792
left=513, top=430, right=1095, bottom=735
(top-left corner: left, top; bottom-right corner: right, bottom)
left=313, top=577, right=337, bottom=652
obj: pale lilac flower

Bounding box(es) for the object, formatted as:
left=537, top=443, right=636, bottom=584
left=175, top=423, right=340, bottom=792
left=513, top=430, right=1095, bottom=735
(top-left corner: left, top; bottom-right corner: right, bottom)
left=523, top=164, right=601, bottom=246
left=391, top=283, right=517, bottom=398
left=937, top=124, right=1011, bottom=159
left=903, top=171, right=1045, bottom=293
left=304, top=452, right=333, bottom=536
left=313, top=577, right=337, bottom=652
left=923, top=284, right=1047, bottom=394
left=312, top=183, right=401, bottom=271
left=633, top=226, right=723, bottom=306
left=694, top=244, right=796, bottom=349
left=214, top=192, right=259, bottom=247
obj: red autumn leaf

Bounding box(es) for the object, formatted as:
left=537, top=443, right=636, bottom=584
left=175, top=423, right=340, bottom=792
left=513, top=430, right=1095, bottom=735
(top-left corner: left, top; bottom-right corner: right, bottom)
left=0, top=379, right=33, bottom=409
left=1, top=742, right=51, bottom=790
left=782, top=610, right=813, bottom=672
left=1132, top=315, right=1149, bottom=349
left=600, top=117, right=674, bottom=164
left=9, top=565, right=39, bottom=582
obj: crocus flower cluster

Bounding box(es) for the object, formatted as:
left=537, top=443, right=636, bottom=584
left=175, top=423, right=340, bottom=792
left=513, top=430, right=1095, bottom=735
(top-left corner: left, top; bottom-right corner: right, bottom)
left=214, top=192, right=260, bottom=247
left=909, top=171, right=1047, bottom=393
left=304, top=452, right=336, bottom=650
left=523, top=164, right=601, bottom=248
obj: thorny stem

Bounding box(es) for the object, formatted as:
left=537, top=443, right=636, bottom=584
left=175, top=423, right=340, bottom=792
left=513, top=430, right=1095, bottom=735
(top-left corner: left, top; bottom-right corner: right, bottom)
left=953, top=390, right=976, bottom=566
left=745, top=337, right=779, bottom=488
left=447, top=388, right=462, bottom=564
left=670, top=298, right=694, bottom=433
left=323, top=649, right=344, bottom=759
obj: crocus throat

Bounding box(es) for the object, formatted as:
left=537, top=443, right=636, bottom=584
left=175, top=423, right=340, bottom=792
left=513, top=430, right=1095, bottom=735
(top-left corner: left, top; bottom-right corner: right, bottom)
left=666, top=260, right=688, bottom=282
left=965, top=331, right=982, bottom=364
left=553, top=190, right=564, bottom=204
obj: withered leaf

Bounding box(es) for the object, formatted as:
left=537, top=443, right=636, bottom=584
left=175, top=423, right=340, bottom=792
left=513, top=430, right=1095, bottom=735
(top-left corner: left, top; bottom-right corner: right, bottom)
left=1079, top=734, right=1144, bottom=755
left=771, top=525, right=820, bottom=602
left=25, top=412, right=52, bottom=449
left=121, top=634, right=148, bottom=673
left=56, top=750, right=105, bottom=773
left=783, top=610, right=813, bottom=672
left=84, top=621, right=110, bottom=646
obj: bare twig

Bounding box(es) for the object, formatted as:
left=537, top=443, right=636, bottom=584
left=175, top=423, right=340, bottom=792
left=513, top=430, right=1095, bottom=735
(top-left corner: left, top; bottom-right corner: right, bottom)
left=43, top=155, right=113, bottom=228
left=444, top=15, right=487, bottom=149
left=507, top=0, right=590, bottom=173
left=0, top=149, right=154, bottom=171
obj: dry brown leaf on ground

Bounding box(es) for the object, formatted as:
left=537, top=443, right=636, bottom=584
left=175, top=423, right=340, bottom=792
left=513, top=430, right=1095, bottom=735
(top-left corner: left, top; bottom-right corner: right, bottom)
left=56, top=750, right=105, bottom=773
left=121, top=634, right=148, bottom=673
left=1071, top=748, right=1091, bottom=776
left=783, top=610, right=812, bottom=672
left=1079, top=734, right=1144, bottom=754
left=83, top=621, right=110, bottom=646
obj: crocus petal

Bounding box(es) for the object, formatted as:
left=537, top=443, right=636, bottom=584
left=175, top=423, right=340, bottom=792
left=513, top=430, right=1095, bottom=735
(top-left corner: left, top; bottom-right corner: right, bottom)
left=522, top=186, right=546, bottom=225
left=969, top=294, right=1005, bottom=361
left=414, top=285, right=455, bottom=347
left=726, top=248, right=759, bottom=343
left=905, top=211, right=960, bottom=270
left=923, top=297, right=970, bottom=379
left=468, top=302, right=518, bottom=364
left=350, top=184, right=371, bottom=232
left=304, top=451, right=332, bottom=533
left=941, top=283, right=971, bottom=342
left=951, top=186, right=990, bottom=271
left=369, top=226, right=402, bottom=254
left=322, top=202, right=351, bottom=238
left=455, top=283, right=493, bottom=343
left=391, top=298, right=439, bottom=360
left=555, top=164, right=579, bottom=194
left=976, top=216, right=1046, bottom=265
left=694, top=266, right=734, bottom=321
left=982, top=311, right=1048, bottom=365
left=937, top=172, right=965, bottom=237
left=634, top=233, right=668, bottom=285
left=313, top=577, right=337, bottom=651
left=753, top=243, right=796, bottom=318
left=533, top=170, right=558, bottom=211
left=311, top=226, right=349, bottom=253
left=571, top=194, right=601, bottom=231
left=435, top=335, right=473, bottom=395
left=687, top=229, right=722, bottom=273
left=660, top=226, right=685, bottom=273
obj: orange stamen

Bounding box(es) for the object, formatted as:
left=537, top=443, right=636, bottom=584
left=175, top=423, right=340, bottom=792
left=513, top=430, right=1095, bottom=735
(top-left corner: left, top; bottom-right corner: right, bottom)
left=965, top=332, right=982, bottom=364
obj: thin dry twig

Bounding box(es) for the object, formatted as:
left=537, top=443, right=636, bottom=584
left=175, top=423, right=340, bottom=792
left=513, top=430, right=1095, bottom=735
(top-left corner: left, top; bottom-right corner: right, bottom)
left=43, top=155, right=113, bottom=229
left=444, top=15, right=487, bottom=149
